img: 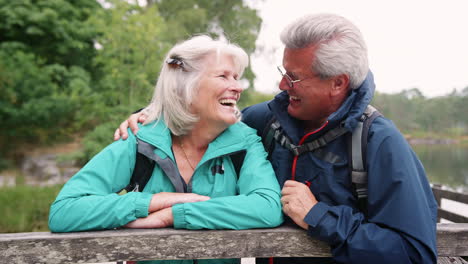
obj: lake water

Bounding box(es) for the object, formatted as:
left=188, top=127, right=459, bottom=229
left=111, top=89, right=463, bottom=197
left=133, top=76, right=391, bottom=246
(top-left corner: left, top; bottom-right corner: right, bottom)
left=412, top=144, right=468, bottom=193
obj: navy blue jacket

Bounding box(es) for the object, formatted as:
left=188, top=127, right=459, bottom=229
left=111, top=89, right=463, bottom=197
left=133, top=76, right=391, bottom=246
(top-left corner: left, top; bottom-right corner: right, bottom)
left=242, top=72, right=438, bottom=264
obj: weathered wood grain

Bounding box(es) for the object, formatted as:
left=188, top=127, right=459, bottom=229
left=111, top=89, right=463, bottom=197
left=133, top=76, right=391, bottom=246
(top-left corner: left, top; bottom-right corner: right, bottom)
left=437, top=223, right=468, bottom=257
left=437, top=257, right=468, bottom=264
left=0, top=224, right=329, bottom=264
left=1, top=223, right=467, bottom=264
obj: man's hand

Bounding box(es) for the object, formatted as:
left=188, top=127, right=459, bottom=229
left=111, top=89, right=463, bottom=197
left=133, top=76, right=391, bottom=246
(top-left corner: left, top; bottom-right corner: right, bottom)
left=149, top=192, right=210, bottom=213
left=281, top=180, right=318, bottom=230
left=124, top=207, right=174, bottom=229
left=113, top=112, right=147, bottom=140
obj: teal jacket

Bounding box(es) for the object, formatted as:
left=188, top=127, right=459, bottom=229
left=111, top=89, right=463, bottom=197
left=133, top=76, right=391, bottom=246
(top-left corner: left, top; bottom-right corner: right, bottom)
left=49, top=120, right=283, bottom=263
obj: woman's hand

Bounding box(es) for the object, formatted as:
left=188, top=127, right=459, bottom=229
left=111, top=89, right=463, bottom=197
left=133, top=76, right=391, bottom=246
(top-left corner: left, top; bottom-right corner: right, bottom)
left=113, top=112, right=148, bottom=140
left=149, top=192, right=210, bottom=213
left=125, top=193, right=209, bottom=229
left=124, top=207, right=173, bottom=229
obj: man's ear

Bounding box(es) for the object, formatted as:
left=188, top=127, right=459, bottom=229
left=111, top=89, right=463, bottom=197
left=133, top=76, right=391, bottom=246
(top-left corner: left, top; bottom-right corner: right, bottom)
left=331, top=74, right=350, bottom=96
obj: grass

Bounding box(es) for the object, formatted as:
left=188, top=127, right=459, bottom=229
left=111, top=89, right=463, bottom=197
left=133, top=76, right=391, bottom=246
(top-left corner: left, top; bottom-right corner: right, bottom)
left=0, top=184, right=63, bottom=233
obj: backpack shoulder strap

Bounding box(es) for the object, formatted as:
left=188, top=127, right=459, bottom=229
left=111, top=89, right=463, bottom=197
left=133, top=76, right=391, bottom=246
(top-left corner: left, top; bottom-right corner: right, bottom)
left=350, top=105, right=383, bottom=214
left=117, top=139, right=156, bottom=195
left=229, top=150, right=247, bottom=179
left=242, top=100, right=276, bottom=159
left=261, top=117, right=279, bottom=159
left=263, top=118, right=349, bottom=158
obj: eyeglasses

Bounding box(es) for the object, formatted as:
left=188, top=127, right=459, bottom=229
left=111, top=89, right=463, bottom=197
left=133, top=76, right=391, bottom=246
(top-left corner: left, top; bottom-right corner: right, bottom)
left=277, top=65, right=317, bottom=88
left=277, top=66, right=303, bottom=88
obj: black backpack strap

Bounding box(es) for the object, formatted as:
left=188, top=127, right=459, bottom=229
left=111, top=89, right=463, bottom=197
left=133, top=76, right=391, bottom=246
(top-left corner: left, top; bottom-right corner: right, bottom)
left=264, top=119, right=348, bottom=157
left=229, top=150, right=247, bottom=179
left=293, top=125, right=348, bottom=156
left=261, top=116, right=278, bottom=159
left=350, top=105, right=383, bottom=215
left=117, top=139, right=156, bottom=195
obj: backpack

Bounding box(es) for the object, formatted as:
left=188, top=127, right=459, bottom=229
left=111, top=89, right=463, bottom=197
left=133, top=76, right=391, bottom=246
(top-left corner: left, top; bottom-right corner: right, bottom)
left=260, top=105, right=382, bottom=215
left=117, top=140, right=246, bottom=195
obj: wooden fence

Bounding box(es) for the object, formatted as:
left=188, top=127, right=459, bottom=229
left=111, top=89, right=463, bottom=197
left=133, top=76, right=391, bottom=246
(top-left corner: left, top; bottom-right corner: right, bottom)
left=1, top=186, right=467, bottom=264
left=432, top=184, right=468, bottom=223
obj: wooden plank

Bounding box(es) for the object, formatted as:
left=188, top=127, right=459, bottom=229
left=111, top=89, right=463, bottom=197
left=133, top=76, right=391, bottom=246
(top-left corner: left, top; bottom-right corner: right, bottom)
left=439, top=209, right=468, bottom=223
left=1, top=223, right=467, bottom=264
left=432, top=186, right=468, bottom=205
left=0, top=225, right=330, bottom=264
left=437, top=257, right=468, bottom=264
left=437, top=223, right=468, bottom=257
left=433, top=185, right=444, bottom=222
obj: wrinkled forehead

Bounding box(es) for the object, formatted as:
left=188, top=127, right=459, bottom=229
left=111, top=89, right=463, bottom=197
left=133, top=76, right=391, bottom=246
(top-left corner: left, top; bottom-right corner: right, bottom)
left=282, top=46, right=317, bottom=75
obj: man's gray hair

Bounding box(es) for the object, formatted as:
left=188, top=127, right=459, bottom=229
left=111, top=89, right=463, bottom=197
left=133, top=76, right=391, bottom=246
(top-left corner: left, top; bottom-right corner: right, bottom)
left=143, top=35, right=249, bottom=135
left=280, top=13, right=368, bottom=89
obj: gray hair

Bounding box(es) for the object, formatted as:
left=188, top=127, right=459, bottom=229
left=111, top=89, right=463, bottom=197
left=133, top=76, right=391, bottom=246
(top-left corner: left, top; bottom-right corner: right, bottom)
left=143, top=35, right=249, bottom=135
left=280, top=13, right=368, bottom=89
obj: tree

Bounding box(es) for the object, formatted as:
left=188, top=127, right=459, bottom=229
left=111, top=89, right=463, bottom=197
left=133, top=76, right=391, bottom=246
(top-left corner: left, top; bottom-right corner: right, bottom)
left=0, top=0, right=99, bottom=71
left=90, top=0, right=169, bottom=113
left=0, top=0, right=101, bottom=168
left=147, top=0, right=262, bottom=104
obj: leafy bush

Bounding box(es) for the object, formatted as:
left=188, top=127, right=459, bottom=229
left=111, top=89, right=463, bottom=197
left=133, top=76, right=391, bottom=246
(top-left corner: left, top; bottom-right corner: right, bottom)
left=80, top=121, right=120, bottom=164
left=0, top=185, right=63, bottom=233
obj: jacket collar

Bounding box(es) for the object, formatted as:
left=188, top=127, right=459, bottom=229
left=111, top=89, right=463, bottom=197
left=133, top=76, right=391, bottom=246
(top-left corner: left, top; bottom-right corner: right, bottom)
left=136, top=120, right=249, bottom=163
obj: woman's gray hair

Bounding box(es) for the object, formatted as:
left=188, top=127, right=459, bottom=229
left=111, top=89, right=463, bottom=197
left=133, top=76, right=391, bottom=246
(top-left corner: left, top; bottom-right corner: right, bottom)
left=280, top=13, right=368, bottom=89
left=143, top=35, right=249, bottom=135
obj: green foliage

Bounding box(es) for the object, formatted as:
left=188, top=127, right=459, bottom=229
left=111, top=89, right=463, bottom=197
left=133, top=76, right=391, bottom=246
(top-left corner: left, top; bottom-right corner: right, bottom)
left=151, top=0, right=262, bottom=87
left=0, top=184, right=63, bottom=233
left=372, top=88, right=468, bottom=136
left=238, top=89, right=276, bottom=110
left=81, top=121, right=121, bottom=165
left=0, top=0, right=100, bottom=70
left=0, top=0, right=100, bottom=164
left=90, top=1, right=170, bottom=114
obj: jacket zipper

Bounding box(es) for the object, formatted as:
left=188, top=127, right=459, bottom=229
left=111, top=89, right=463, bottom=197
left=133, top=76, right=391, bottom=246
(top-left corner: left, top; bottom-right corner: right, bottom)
left=291, top=121, right=329, bottom=180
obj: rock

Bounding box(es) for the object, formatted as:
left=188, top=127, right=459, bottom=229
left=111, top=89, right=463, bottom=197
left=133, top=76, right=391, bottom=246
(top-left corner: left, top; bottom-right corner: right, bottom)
left=21, top=154, right=79, bottom=186
left=0, top=175, right=15, bottom=187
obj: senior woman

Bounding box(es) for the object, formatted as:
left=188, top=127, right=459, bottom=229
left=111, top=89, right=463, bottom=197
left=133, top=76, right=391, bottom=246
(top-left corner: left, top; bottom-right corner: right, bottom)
left=48, top=36, right=283, bottom=263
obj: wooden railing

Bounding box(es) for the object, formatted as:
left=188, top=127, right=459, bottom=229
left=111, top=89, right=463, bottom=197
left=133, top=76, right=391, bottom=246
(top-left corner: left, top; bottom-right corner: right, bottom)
left=1, top=186, right=467, bottom=264
left=432, top=184, right=468, bottom=223
left=1, top=223, right=467, bottom=264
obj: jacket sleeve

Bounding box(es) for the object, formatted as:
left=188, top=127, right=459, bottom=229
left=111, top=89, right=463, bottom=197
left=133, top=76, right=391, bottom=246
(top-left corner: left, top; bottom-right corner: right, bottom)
left=172, top=129, right=284, bottom=230
left=303, top=121, right=438, bottom=263
left=48, top=131, right=153, bottom=232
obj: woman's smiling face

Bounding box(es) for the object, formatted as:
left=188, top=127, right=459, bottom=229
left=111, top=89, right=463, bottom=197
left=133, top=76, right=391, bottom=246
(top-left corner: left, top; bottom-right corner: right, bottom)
left=191, top=52, right=243, bottom=129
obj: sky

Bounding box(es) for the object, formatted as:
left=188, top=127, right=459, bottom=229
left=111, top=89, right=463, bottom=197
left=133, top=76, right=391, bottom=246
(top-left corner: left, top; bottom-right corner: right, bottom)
left=247, top=0, right=468, bottom=97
